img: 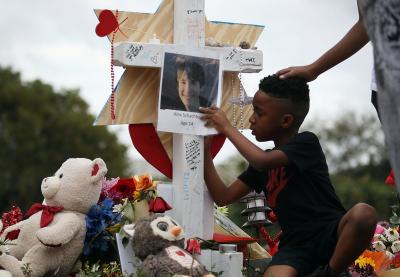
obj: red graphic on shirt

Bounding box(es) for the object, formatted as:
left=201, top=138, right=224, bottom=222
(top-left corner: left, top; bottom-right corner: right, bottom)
left=266, top=167, right=289, bottom=207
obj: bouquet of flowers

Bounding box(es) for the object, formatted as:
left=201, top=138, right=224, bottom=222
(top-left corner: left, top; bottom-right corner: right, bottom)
left=371, top=223, right=400, bottom=259
left=349, top=171, right=400, bottom=277
left=0, top=173, right=172, bottom=276
left=349, top=225, right=398, bottom=277
left=82, top=173, right=172, bottom=269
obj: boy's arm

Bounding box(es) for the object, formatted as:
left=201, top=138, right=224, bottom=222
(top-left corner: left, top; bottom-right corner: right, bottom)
left=277, top=14, right=369, bottom=81
left=204, top=136, right=252, bottom=206
left=201, top=107, right=289, bottom=171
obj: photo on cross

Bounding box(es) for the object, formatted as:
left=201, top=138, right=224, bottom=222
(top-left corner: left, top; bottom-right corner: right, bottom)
left=157, top=49, right=222, bottom=136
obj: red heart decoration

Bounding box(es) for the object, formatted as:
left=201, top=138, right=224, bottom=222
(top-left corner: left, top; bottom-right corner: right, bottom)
left=211, top=134, right=226, bottom=159
left=129, top=124, right=173, bottom=179
left=95, top=9, right=119, bottom=37
left=129, top=124, right=226, bottom=179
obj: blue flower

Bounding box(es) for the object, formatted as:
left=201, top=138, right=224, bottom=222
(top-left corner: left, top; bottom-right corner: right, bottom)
left=83, top=198, right=121, bottom=256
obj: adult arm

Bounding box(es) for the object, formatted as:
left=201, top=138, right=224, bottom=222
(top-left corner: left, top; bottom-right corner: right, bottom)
left=277, top=15, right=369, bottom=81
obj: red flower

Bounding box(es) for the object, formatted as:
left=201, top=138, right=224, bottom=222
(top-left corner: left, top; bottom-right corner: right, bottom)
left=148, top=197, right=172, bottom=213
left=1, top=206, right=23, bottom=240
left=1, top=206, right=23, bottom=228
left=108, top=178, right=136, bottom=203
left=392, top=253, right=400, bottom=268
left=385, top=170, right=396, bottom=187
left=185, top=238, right=201, bottom=255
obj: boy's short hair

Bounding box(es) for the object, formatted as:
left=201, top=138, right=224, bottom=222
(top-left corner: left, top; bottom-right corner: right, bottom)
left=259, top=75, right=310, bottom=127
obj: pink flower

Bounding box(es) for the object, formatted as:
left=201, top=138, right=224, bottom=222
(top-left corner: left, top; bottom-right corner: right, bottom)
left=375, top=224, right=385, bottom=235
left=185, top=238, right=201, bottom=255
left=148, top=197, right=172, bottom=213
left=100, top=177, right=119, bottom=200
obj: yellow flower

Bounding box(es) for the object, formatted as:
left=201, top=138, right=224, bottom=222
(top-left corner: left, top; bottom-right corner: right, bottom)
left=134, top=191, right=141, bottom=200
left=355, top=255, right=376, bottom=269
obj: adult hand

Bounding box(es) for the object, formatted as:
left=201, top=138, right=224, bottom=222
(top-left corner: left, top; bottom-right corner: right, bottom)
left=276, top=64, right=318, bottom=81
left=199, top=106, right=232, bottom=135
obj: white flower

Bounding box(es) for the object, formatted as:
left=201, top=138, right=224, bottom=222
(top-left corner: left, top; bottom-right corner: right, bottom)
left=384, top=227, right=400, bottom=242
left=377, top=233, right=388, bottom=243
left=113, top=204, right=124, bottom=213
left=372, top=240, right=386, bottom=251
left=385, top=250, right=395, bottom=259
left=113, top=198, right=128, bottom=213
left=372, top=233, right=381, bottom=243
left=391, top=240, right=400, bottom=253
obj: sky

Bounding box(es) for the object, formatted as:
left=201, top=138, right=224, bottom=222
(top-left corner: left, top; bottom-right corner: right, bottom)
left=0, top=0, right=374, bottom=168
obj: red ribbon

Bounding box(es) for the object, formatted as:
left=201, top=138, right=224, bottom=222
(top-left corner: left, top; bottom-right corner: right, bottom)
left=25, top=203, right=64, bottom=228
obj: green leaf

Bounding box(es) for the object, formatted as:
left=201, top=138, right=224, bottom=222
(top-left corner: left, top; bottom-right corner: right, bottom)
left=122, top=202, right=135, bottom=223
left=390, top=215, right=400, bottom=225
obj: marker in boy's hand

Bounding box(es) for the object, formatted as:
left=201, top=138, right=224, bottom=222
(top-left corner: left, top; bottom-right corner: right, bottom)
left=199, top=106, right=233, bottom=135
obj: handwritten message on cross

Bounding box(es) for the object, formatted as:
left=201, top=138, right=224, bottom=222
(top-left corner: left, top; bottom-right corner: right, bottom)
left=94, top=0, right=264, bottom=240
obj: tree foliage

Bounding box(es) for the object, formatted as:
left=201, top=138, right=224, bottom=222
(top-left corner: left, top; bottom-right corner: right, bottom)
left=304, top=112, right=388, bottom=174
left=0, top=67, right=129, bottom=212
left=305, top=112, right=394, bottom=219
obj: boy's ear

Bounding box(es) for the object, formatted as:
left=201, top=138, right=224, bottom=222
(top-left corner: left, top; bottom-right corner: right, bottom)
left=281, top=114, right=295, bottom=128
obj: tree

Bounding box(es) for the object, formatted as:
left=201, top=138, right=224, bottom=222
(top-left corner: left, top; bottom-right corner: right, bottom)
left=0, top=67, right=129, bottom=212
left=304, top=112, right=394, bottom=219
left=303, top=112, right=388, bottom=175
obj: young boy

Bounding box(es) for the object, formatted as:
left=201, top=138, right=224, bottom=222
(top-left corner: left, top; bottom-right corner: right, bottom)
left=199, top=75, right=377, bottom=277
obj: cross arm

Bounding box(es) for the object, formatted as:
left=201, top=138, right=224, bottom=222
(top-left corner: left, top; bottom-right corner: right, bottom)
left=112, top=42, right=263, bottom=73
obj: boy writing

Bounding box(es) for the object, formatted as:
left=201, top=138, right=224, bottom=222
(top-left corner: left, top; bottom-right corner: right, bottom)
left=199, top=75, right=377, bottom=277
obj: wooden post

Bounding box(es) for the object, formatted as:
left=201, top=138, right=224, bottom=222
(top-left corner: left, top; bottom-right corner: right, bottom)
left=171, top=0, right=214, bottom=240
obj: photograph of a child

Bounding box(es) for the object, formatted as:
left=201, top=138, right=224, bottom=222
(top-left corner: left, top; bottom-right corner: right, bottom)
left=160, top=52, right=219, bottom=112
left=157, top=50, right=221, bottom=136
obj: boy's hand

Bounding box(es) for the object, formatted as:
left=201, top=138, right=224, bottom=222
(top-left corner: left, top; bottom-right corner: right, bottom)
left=276, top=64, right=318, bottom=81
left=199, top=106, right=231, bottom=135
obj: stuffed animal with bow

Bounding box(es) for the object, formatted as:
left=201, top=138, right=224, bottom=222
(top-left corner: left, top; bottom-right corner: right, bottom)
left=0, top=158, right=107, bottom=277
left=124, top=215, right=214, bottom=277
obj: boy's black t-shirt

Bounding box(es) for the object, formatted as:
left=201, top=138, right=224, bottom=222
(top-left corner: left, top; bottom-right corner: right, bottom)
left=238, top=131, right=346, bottom=246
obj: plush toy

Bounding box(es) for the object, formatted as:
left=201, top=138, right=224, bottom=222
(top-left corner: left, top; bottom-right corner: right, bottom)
left=0, top=158, right=107, bottom=277
left=124, top=215, right=214, bottom=277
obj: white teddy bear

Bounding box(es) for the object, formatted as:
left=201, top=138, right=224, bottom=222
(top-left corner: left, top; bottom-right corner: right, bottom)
left=0, top=157, right=107, bottom=277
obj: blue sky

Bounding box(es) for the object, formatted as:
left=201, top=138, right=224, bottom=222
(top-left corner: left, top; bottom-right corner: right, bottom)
left=0, top=0, right=374, bottom=165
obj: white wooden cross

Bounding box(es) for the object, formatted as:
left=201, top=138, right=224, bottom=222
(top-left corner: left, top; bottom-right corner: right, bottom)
left=109, top=0, right=263, bottom=241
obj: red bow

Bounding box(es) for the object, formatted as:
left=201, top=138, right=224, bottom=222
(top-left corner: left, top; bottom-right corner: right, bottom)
left=25, top=203, right=64, bottom=228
